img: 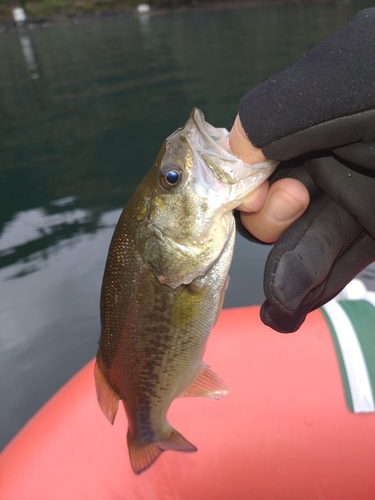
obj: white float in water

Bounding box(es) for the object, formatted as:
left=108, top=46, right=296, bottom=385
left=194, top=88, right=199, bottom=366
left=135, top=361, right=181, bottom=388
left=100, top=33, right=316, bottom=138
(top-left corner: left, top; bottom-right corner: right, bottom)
left=12, top=7, right=40, bottom=79
left=137, top=3, right=150, bottom=14
left=12, top=7, right=27, bottom=23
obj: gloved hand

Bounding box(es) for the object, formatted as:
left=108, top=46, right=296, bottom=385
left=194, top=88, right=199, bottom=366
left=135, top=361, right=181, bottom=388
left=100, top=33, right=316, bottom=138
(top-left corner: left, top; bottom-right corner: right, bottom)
left=258, top=153, right=375, bottom=333
left=234, top=8, right=375, bottom=332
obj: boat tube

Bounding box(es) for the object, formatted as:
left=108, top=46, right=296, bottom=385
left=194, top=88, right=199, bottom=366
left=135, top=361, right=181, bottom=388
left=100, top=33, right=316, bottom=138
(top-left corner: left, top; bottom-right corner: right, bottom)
left=1, top=286, right=375, bottom=499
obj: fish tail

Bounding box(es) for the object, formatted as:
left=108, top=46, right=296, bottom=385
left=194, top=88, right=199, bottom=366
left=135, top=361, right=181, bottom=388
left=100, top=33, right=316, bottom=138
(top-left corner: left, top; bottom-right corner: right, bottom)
left=94, top=352, right=120, bottom=424
left=127, top=428, right=197, bottom=475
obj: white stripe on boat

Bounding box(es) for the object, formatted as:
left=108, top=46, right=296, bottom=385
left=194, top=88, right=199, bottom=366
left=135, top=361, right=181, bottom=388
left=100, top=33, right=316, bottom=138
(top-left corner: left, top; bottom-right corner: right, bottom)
left=323, top=299, right=375, bottom=413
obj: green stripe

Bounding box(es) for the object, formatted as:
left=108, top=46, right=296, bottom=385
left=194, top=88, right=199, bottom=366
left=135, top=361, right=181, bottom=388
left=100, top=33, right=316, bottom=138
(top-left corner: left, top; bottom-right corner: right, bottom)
left=339, top=300, right=375, bottom=403
left=321, top=308, right=354, bottom=412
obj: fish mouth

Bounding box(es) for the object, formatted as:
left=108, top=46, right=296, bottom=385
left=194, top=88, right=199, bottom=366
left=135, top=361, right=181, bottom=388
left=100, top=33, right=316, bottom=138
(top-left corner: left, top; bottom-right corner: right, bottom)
left=186, top=108, right=278, bottom=191
left=188, top=108, right=241, bottom=185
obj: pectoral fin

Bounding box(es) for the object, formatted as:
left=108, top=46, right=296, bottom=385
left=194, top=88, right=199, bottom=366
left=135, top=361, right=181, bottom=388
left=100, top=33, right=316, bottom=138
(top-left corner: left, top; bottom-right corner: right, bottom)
left=179, top=364, right=229, bottom=400
left=214, top=274, right=230, bottom=325
left=94, top=352, right=120, bottom=424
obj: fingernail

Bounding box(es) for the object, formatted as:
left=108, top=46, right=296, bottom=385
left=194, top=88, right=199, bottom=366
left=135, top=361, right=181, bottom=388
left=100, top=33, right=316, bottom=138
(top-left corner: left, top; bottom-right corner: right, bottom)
left=266, top=190, right=304, bottom=223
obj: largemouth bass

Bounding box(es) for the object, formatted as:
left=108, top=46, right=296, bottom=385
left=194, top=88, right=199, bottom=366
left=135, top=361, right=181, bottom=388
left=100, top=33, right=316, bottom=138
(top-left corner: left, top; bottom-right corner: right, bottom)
left=95, top=109, right=277, bottom=474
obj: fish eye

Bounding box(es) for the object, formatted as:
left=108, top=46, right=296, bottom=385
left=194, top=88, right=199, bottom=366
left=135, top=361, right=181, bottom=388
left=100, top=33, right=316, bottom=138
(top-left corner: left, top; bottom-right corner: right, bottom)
left=160, top=165, right=182, bottom=190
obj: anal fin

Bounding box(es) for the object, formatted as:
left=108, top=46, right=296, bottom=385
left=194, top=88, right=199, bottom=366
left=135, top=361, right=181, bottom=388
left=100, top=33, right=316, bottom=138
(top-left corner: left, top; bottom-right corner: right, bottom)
left=94, top=352, right=120, bottom=424
left=179, top=364, right=229, bottom=400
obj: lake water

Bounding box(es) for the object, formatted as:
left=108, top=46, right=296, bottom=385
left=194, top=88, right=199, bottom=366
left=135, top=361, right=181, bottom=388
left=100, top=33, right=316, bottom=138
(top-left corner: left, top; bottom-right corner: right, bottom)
left=0, top=0, right=373, bottom=449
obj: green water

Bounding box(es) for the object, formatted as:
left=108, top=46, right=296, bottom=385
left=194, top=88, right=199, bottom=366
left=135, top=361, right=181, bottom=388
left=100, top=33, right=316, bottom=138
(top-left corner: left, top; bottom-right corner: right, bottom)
left=0, top=0, right=373, bottom=448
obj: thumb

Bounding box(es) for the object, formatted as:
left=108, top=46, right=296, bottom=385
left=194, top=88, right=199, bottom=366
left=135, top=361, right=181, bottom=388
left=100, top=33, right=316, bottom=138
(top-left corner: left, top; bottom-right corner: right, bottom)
left=228, top=115, right=267, bottom=165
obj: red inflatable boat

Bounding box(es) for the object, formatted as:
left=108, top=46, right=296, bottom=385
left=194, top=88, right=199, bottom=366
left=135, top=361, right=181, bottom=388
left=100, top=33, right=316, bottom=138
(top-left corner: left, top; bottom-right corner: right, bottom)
left=1, top=294, right=375, bottom=499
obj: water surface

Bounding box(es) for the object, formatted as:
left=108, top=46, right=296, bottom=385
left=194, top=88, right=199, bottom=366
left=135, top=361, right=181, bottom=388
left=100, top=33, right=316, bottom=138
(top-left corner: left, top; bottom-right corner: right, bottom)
left=1, top=0, right=373, bottom=448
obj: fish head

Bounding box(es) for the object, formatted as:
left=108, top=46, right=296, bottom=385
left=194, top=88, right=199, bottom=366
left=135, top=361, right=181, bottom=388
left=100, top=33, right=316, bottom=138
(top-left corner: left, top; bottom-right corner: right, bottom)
left=134, top=109, right=277, bottom=288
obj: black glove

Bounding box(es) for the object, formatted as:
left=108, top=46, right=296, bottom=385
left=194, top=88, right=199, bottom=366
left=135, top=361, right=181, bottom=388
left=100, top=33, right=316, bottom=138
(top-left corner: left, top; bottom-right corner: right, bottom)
left=236, top=149, right=375, bottom=333
left=236, top=8, right=375, bottom=332
left=261, top=154, right=375, bottom=333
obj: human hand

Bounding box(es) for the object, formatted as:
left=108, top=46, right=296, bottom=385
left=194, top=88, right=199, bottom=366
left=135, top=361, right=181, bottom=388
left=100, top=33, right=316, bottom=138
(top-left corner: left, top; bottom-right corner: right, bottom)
left=229, top=115, right=309, bottom=243
left=231, top=115, right=375, bottom=333
left=230, top=8, right=375, bottom=333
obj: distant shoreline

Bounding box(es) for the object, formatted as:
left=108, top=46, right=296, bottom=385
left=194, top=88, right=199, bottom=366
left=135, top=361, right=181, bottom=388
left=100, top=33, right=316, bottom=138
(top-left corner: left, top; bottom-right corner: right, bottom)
left=1, top=0, right=333, bottom=33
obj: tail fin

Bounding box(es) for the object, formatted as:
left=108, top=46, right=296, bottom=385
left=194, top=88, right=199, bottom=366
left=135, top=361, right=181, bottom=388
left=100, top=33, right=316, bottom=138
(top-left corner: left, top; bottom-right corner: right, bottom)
left=127, top=428, right=197, bottom=475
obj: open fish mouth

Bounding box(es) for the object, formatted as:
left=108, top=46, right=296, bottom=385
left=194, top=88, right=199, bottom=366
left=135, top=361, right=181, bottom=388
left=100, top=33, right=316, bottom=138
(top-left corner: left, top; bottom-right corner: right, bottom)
left=186, top=108, right=278, bottom=187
